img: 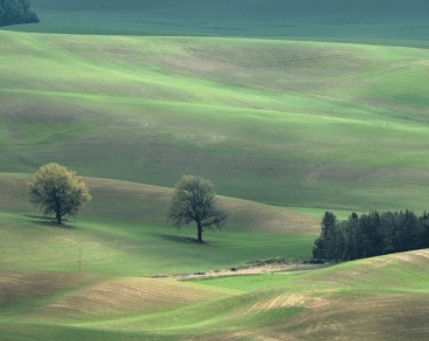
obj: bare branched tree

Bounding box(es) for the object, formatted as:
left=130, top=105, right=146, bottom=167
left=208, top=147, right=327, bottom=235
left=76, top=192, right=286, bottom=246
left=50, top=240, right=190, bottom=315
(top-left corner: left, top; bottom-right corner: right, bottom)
left=168, top=175, right=228, bottom=243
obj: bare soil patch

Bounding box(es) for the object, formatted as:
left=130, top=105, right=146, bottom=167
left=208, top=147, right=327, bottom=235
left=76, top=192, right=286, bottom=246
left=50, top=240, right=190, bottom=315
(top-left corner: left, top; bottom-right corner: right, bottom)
left=155, top=260, right=323, bottom=280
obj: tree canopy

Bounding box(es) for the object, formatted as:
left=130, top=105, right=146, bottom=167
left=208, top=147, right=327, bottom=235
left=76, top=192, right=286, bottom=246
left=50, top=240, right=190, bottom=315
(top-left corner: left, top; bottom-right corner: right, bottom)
left=28, top=163, right=91, bottom=225
left=168, top=175, right=228, bottom=243
left=0, top=0, right=38, bottom=27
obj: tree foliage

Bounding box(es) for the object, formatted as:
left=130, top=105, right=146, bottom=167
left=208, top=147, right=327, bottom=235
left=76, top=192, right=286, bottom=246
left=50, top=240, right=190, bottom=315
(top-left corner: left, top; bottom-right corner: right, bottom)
left=168, top=175, right=228, bottom=243
left=28, top=163, right=91, bottom=225
left=313, top=210, right=429, bottom=262
left=0, top=0, right=38, bottom=27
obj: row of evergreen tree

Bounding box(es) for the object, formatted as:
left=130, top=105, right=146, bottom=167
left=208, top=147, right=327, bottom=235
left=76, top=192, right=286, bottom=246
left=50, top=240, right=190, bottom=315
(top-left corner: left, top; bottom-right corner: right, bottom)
left=0, top=0, right=38, bottom=27
left=313, top=210, right=429, bottom=262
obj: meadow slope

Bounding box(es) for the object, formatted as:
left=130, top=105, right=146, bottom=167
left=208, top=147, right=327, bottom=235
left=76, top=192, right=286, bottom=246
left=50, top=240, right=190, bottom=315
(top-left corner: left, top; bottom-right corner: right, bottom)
left=2, top=249, right=429, bottom=340
left=1, top=31, right=429, bottom=212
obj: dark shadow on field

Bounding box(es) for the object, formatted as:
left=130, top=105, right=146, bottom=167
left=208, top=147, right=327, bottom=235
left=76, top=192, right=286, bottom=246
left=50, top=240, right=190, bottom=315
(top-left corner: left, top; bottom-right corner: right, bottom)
left=157, top=234, right=216, bottom=247
left=24, top=214, right=52, bottom=220
left=24, top=214, right=76, bottom=229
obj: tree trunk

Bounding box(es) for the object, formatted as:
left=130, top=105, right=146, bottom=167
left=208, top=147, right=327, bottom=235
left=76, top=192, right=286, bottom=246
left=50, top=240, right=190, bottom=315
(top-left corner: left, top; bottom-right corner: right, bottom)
left=56, top=211, right=62, bottom=225
left=54, top=194, right=62, bottom=224
left=197, top=222, right=203, bottom=243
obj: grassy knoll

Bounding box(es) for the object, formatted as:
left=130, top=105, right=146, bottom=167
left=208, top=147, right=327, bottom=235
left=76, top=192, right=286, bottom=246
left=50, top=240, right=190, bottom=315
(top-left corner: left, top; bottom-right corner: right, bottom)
left=1, top=31, right=429, bottom=212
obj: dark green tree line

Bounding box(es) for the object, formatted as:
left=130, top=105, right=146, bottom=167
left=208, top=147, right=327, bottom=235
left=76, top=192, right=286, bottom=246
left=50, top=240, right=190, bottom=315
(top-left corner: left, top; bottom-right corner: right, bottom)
left=0, top=0, right=38, bottom=27
left=313, top=210, right=429, bottom=262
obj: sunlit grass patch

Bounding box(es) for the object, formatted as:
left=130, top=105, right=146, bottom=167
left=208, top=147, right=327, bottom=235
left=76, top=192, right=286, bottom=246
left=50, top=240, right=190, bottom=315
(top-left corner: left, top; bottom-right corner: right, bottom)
left=187, top=273, right=302, bottom=291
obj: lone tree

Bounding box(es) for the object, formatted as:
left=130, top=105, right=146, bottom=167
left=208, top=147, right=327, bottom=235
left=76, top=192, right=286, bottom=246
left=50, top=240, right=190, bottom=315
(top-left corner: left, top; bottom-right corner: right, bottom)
left=28, top=163, right=91, bottom=225
left=168, top=175, right=228, bottom=243
left=0, top=0, right=39, bottom=27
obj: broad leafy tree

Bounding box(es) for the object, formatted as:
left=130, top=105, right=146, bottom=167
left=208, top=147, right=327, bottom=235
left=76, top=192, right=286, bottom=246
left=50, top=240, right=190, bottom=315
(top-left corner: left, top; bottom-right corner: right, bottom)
left=28, top=163, right=91, bottom=225
left=168, top=175, right=228, bottom=243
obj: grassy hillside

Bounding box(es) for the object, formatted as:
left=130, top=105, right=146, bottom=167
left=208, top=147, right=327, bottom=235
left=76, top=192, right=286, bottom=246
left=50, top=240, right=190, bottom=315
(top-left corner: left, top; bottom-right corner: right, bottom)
left=2, top=0, right=429, bottom=47
left=0, top=173, right=320, bottom=276
left=2, top=248, right=429, bottom=340
left=1, top=31, right=429, bottom=212
left=1, top=171, right=428, bottom=340
left=2, top=3, right=429, bottom=339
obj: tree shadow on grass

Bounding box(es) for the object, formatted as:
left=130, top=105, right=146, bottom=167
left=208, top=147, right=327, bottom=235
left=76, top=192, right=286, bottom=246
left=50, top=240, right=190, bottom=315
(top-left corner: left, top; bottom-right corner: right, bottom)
left=157, top=234, right=216, bottom=247
left=23, top=214, right=76, bottom=229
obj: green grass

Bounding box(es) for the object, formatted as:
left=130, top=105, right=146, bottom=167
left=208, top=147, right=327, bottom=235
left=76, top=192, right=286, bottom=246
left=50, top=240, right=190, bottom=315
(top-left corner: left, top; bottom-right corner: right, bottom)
left=1, top=31, right=429, bottom=212
left=0, top=212, right=315, bottom=276
left=2, top=14, right=429, bottom=339
left=0, top=175, right=428, bottom=340
left=2, top=191, right=428, bottom=340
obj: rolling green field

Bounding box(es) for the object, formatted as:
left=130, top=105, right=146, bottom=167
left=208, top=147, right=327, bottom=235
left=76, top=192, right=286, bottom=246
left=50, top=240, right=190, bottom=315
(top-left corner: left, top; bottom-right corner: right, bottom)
left=1, top=31, right=429, bottom=211
left=2, top=1, right=429, bottom=339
